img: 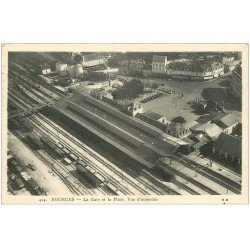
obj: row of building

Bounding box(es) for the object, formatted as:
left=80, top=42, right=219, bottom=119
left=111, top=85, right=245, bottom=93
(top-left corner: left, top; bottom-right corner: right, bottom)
left=119, top=55, right=241, bottom=81
left=229, top=65, right=242, bottom=100
left=134, top=108, right=242, bottom=169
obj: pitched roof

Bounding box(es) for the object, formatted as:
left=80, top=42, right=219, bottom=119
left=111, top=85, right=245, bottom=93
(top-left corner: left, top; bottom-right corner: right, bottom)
left=213, top=133, right=242, bottom=159
left=189, top=133, right=207, bottom=143
left=142, top=110, right=165, bottom=121
left=211, top=113, right=239, bottom=128
left=83, top=54, right=104, bottom=62
left=193, top=123, right=223, bottom=139
left=152, top=55, right=167, bottom=62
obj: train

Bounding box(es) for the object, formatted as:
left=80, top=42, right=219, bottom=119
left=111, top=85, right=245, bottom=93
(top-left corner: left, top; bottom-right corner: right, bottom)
left=26, top=178, right=42, bottom=195
left=15, top=117, right=33, bottom=132
left=153, top=164, right=175, bottom=182
left=8, top=119, right=21, bottom=130
left=40, top=136, right=57, bottom=150
left=105, top=182, right=123, bottom=196
left=26, top=132, right=43, bottom=149
left=40, top=136, right=66, bottom=158
left=75, top=161, right=107, bottom=188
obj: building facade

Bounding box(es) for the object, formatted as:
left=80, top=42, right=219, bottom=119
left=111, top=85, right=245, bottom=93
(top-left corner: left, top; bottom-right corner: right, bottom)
left=211, top=113, right=239, bottom=135
left=212, top=133, right=242, bottom=169
left=166, top=61, right=224, bottom=80
left=229, top=66, right=242, bottom=100
left=119, top=59, right=145, bottom=75
left=152, top=55, right=167, bottom=74
left=82, top=54, right=106, bottom=67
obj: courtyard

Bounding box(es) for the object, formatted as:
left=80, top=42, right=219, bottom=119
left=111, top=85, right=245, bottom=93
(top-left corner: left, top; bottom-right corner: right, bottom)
left=126, top=76, right=242, bottom=125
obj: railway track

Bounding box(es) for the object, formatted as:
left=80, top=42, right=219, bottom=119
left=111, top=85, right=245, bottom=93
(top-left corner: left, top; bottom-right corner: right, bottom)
left=141, top=169, right=181, bottom=195
left=173, top=154, right=241, bottom=194
left=9, top=67, right=240, bottom=196
left=34, top=114, right=150, bottom=195
left=9, top=93, right=106, bottom=196
left=159, top=161, right=219, bottom=195
left=9, top=89, right=145, bottom=195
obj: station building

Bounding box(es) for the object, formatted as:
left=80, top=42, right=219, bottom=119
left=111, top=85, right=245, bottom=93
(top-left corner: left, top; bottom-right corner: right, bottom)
left=212, top=133, right=242, bottom=169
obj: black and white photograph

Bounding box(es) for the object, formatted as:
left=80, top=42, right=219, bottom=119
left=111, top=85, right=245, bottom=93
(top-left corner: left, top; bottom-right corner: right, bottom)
left=1, top=44, right=248, bottom=204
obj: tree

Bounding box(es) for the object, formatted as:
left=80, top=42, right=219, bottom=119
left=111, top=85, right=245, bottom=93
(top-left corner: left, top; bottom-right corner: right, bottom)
left=172, top=116, right=186, bottom=124
left=73, top=54, right=83, bottom=65
left=112, top=79, right=144, bottom=100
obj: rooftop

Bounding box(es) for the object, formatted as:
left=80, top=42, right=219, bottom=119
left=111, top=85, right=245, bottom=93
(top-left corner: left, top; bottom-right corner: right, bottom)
left=141, top=110, right=165, bottom=121
left=213, top=133, right=242, bottom=159
left=192, top=123, right=223, bottom=139
left=83, top=54, right=104, bottom=62
left=211, top=113, right=239, bottom=129
left=152, top=55, right=167, bottom=62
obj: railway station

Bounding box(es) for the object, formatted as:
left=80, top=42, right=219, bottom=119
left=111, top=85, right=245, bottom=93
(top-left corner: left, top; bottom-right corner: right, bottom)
left=6, top=51, right=243, bottom=197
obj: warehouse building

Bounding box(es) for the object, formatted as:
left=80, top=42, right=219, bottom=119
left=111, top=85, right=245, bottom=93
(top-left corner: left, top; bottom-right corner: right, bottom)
left=190, top=123, right=223, bottom=140
left=211, top=113, right=239, bottom=135
left=212, top=133, right=242, bottom=170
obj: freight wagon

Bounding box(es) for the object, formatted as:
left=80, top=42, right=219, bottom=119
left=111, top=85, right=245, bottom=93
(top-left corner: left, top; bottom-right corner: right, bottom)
left=62, top=147, right=71, bottom=155
left=9, top=163, right=24, bottom=175
left=8, top=119, right=21, bottom=130
left=75, top=161, right=87, bottom=174
left=54, top=148, right=65, bottom=158
left=26, top=178, right=42, bottom=195
left=20, top=171, right=31, bottom=182
left=84, top=165, right=107, bottom=187
left=57, top=142, right=64, bottom=149
left=68, top=153, right=79, bottom=162
left=16, top=117, right=33, bottom=132
left=26, top=132, right=43, bottom=149
left=154, top=164, right=175, bottom=182
left=63, top=157, right=72, bottom=165
left=15, top=130, right=26, bottom=140
left=106, top=182, right=120, bottom=195
left=40, top=136, right=57, bottom=150
left=14, top=178, right=25, bottom=189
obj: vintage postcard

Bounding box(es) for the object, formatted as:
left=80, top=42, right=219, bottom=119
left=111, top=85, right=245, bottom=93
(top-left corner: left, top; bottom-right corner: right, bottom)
left=1, top=44, right=248, bottom=204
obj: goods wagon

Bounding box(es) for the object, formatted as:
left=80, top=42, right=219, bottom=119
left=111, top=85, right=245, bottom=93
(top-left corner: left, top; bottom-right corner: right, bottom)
left=20, top=171, right=31, bottom=182
left=8, top=119, right=21, bottom=130
left=68, top=153, right=79, bottom=162
left=83, top=165, right=106, bottom=187
left=14, top=178, right=25, bottom=189
left=75, top=161, right=87, bottom=174
left=62, top=147, right=71, bottom=155
left=106, top=182, right=119, bottom=195
left=10, top=163, right=24, bottom=175
left=54, top=148, right=65, bottom=158
left=40, top=136, right=57, bottom=150
left=15, top=130, right=26, bottom=140
left=26, top=132, right=43, bottom=149
left=63, top=157, right=72, bottom=165
left=154, top=164, right=175, bottom=182
left=26, top=178, right=42, bottom=195
left=57, top=142, right=64, bottom=149
left=16, top=118, right=33, bottom=132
